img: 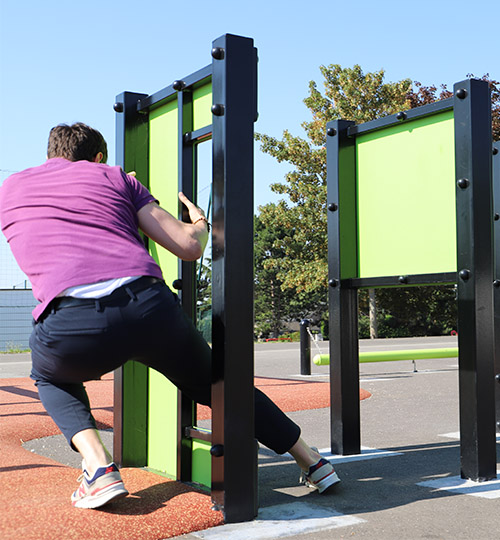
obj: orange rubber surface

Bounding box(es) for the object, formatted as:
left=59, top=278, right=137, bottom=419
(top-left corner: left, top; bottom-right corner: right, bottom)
left=0, top=374, right=370, bottom=540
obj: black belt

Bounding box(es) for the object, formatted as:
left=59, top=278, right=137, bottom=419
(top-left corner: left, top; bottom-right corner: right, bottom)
left=50, top=276, right=164, bottom=310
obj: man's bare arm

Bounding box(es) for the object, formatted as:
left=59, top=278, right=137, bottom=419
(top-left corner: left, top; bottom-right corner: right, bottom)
left=137, top=193, right=209, bottom=261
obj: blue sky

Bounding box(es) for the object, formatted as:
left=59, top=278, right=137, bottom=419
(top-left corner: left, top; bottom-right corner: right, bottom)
left=1, top=0, right=498, bottom=287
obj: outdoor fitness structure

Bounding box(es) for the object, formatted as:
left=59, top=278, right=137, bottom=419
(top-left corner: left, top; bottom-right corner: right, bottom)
left=111, top=33, right=498, bottom=524
left=326, top=78, right=500, bottom=482
left=113, top=34, right=257, bottom=522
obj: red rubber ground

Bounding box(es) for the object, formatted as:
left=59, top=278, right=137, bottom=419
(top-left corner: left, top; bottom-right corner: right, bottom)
left=0, top=373, right=370, bottom=540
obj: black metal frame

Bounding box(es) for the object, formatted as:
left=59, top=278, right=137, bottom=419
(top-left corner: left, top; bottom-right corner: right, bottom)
left=176, top=77, right=197, bottom=483
left=114, top=34, right=257, bottom=522
left=327, top=78, right=497, bottom=481
left=494, top=142, right=500, bottom=433
left=210, top=33, right=258, bottom=522
left=454, top=79, right=496, bottom=481
left=114, top=91, right=150, bottom=467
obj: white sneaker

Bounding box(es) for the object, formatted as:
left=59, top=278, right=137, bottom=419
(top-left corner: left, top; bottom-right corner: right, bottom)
left=71, top=462, right=128, bottom=509
left=300, top=457, right=341, bottom=494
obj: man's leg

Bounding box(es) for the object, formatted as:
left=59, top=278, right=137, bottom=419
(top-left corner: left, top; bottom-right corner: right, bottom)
left=34, top=376, right=128, bottom=507
left=72, top=429, right=112, bottom=475
left=34, top=378, right=110, bottom=473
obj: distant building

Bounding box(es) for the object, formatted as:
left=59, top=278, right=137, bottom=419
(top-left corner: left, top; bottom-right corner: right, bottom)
left=0, top=289, right=37, bottom=352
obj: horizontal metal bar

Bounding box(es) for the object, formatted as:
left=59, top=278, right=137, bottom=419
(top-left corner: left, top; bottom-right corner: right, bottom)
left=347, top=98, right=454, bottom=138
left=184, top=125, right=212, bottom=145
left=344, top=272, right=457, bottom=289
left=185, top=426, right=212, bottom=442
left=137, top=64, right=212, bottom=112
left=313, top=347, right=459, bottom=366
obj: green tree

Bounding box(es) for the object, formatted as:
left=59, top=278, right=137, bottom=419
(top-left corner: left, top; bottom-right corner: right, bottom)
left=254, top=213, right=328, bottom=338
left=254, top=212, right=291, bottom=338
left=255, top=65, right=413, bottom=296
left=196, top=259, right=212, bottom=342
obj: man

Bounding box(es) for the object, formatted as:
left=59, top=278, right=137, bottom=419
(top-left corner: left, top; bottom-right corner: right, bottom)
left=0, top=123, right=340, bottom=509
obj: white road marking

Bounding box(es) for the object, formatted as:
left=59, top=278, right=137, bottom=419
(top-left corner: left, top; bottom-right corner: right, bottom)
left=360, top=377, right=399, bottom=382
left=440, top=432, right=500, bottom=441
left=265, top=447, right=403, bottom=467
left=317, top=447, right=403, bottom=464
left=418, top=473, right=500, bottom=499
left=190, top=501, right=364, bottom=539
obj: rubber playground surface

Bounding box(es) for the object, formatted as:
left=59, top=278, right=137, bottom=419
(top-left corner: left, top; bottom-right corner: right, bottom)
left=0, top=372, right=369, bottom=540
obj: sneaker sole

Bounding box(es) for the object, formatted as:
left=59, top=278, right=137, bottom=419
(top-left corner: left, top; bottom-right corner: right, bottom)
left=73, top=484, right=129, bottom=509
left=315, top=472, right=341, bottom=494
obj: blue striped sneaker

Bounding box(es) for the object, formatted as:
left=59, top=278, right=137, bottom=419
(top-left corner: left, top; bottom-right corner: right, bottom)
left=71, top=462, right=128, bottom=508
left=300, top=457, right=341, bottom=494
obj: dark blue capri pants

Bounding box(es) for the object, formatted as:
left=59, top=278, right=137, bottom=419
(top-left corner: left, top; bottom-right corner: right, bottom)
left=30, top=277, right=300, bottom=455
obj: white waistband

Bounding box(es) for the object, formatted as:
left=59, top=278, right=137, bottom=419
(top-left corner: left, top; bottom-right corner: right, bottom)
left=59, top=276, right=141, bottom=299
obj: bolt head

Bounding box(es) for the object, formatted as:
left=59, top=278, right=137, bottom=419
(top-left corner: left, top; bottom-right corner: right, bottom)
left=211, top=47, right=225, bottom=60
left=328, top=202, right=338, bottom=212
left=113, top=102, right=124, bottom=113
left=495, top=213, right=500, bottom=221
left=459, top=269, right=471, bottom=281
left=327, top=127, right=337, bottom=137
left=495, top=374, right=500, bottom=382
left=457, top=178, right=470, bottom=189
left=172, top=279, right=183, bottom=290
left=329, top=279, right=339, bottom=288
left=211, top=104, right=225, bottom=116
left=398, top=276, right=408, bottom=284
left=456, top=88, right=468, bottom=99
left=494, top=280, right=500, bottom=288
left=172, top=80, right=185, bottom=91
left=210, top=444, right=224, bottom=457
left=396, top=112, right=407, bottom=121
left=493, top=147, right=499, bottom=155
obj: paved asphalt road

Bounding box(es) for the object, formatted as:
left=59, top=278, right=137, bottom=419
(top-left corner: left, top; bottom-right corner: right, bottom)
left=0, top=336, right=458, bottom=380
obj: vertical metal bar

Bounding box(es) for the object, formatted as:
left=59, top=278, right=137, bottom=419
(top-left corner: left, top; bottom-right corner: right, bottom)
left=326, top=120, right=361, bottom=455
left=113, top=91, right=149, bottom=467
left=113, top=363, right=124, bottom=467
left=454, top=78, right=496, bottom=481
left=211, top=34, right=258, bottom=523
left=300, top=319, right=311, bottom=376
left=176, top=87, right=196, bottom=482
left=492, top=142, right=500, bottom=432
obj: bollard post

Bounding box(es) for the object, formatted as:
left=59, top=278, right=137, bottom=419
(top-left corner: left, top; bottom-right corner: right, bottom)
left=300, top=319, right=311, bottom=375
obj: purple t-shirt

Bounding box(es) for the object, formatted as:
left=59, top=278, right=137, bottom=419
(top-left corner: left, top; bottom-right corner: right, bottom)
left=0, top=158, right=164, bottom=320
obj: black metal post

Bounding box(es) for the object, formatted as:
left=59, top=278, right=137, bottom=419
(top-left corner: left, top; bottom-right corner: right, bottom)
left=326, top=119, right=360, bottom=456
left=454, top=78, right=496, bottom=481
left=211, top=34, right=258, bottom=522
left=300, top=319, right=311, bottom=375
left=494, top=142, right=500, bottom=433
left=176, top=86, right=196, bottom=482
left=113, top=91, right=149, bottom=468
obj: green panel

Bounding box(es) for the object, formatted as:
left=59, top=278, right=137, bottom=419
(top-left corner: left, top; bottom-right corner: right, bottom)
left=192, top=438, right=212, bottom=487
left=193, top=83, right=212, bottom=131
left=147, top=368, right=178, bottom=476
left=121, top=360, right=148, bottom=465
left=339, top=143, right=358, bottom=279
left=357, top=110, right=456, bottom=278
left=149, top=99, right=179, bottom=281
left=147, top=99, right=180, bottom=476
